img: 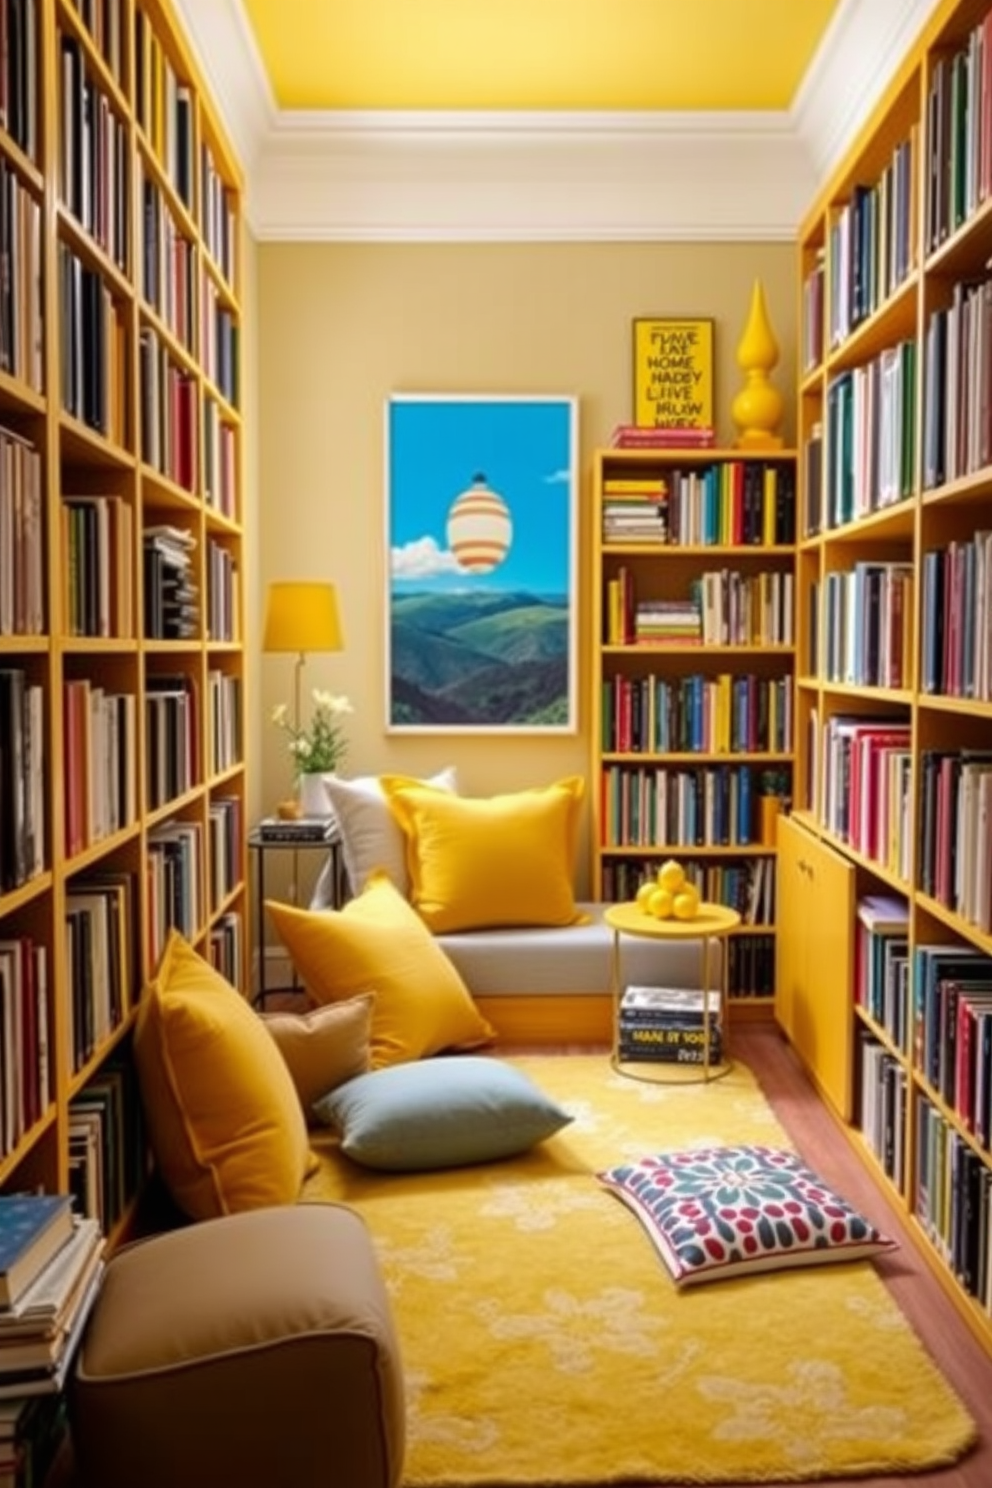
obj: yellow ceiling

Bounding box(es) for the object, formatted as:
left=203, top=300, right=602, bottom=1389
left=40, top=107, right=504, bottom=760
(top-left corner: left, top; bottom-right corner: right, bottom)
left=242, top=0, right=844, bottom=112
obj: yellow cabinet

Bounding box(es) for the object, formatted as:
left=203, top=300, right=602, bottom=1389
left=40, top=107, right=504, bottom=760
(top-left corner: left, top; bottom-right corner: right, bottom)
left=775, top=814, right=854, bottom=1119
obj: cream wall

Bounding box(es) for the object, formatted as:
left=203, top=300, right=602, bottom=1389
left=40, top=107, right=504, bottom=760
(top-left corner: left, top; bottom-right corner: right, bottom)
left=254, top=240, right=797, bottom=895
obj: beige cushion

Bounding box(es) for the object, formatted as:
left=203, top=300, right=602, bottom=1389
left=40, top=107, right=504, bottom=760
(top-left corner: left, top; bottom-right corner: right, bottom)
left=261, top=994, right=373, bottom=1115
left=132, top=931, right=311, bottom=1220
left=70, top=1204, right=405, bottom=1488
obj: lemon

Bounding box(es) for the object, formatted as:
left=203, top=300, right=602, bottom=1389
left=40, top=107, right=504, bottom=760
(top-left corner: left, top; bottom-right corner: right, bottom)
left=672, top=885, right=701, bottom=921
left=635, top=879, right=656, bottom=911
left=657, top=859, right=686, bottom=893
left=647, top=886, right=674, bottom=919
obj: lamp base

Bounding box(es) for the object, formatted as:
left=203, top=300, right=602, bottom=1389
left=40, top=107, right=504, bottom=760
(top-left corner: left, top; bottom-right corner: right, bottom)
left=276, top=798, right=303, bottom=821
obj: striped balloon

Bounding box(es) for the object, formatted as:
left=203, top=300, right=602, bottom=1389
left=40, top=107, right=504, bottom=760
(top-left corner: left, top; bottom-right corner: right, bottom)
left=446, top=474, right=513, bottom=574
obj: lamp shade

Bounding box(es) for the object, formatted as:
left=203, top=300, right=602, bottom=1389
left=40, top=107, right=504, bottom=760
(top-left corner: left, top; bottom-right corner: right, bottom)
left=262, top=582, right=343, bottom=655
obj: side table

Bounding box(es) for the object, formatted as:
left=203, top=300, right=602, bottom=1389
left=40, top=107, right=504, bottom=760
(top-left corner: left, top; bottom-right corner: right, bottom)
left=247, top=821, right=343, bottom=1006
left=603, top=901, right=741, bottom=1084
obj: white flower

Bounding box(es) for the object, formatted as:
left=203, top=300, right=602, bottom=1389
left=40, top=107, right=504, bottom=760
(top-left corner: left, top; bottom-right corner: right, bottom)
left=271, top=691, right=353, bottom=774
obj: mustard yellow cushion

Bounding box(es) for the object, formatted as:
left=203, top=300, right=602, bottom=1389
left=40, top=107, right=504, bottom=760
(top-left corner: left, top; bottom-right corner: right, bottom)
left=132, top=930, right=311, bottom=1221
left=266, top=873, right=495, bottom=1069
left=380, top=774, right=586, bottom=933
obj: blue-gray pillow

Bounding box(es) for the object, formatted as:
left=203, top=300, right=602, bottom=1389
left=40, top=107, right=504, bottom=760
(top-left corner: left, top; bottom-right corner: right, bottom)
left=313, top=1056, right=573, bottom=1171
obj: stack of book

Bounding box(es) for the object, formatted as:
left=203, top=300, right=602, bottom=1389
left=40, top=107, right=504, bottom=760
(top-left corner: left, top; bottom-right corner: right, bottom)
left=0, top=1195, right=105, bottom=1406
left=257, top=815, right=336, bottom=843
left=610, top=423, right=716, bottom=449
left=618, top=985, right=723, bottom=1065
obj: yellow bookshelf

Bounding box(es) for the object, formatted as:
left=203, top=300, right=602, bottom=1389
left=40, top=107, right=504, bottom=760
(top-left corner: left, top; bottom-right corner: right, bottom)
left=591, top=445, right=798, bottom=1009
left=0, top=0, right=245, bottom=1245
left=788, top=0, right=992, bottom=1356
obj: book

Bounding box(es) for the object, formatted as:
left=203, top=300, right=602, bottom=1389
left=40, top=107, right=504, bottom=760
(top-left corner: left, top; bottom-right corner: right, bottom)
left=257, top=816, right=335, bottom=843
left=0, top=1197, right=74, bottom=1310
left=621, top=985, right=721, bottom=1017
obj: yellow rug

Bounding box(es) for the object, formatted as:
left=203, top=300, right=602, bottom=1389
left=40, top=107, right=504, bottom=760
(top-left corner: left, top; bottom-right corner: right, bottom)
left=303, top=1055, right=977, bottom=1485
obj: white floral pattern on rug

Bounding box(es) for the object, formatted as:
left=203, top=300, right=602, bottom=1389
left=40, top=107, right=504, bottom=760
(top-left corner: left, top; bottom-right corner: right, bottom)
left=478, top=1179, right=605, bottom=1232
left=477, top=1287, right=659, bottom=1373
left=404, top=1370, right=501, bottom=1455
left=373, top=1226, right=459, bottom=1290
left=699, top=1360, right=907, bottom=1463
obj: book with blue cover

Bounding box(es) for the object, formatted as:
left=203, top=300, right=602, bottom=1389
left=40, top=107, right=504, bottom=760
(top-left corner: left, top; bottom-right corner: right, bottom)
left=0, top=1196, right=74, bottom=1309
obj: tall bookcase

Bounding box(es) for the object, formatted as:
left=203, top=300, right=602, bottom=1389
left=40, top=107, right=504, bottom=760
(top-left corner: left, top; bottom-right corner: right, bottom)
left=0, top=0, right=245, bottom=1243
left=790, top=0, right=992, bottom=1356
left=591, top=446, right=797, bottom=1009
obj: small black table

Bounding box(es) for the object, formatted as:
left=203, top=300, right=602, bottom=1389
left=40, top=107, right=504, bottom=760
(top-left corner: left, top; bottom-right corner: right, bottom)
left=247, top=820, right=344, bottom=1005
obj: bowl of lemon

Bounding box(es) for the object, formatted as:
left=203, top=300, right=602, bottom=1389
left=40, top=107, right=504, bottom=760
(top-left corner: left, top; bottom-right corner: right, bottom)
left=635, top=860, right=701, bottom=921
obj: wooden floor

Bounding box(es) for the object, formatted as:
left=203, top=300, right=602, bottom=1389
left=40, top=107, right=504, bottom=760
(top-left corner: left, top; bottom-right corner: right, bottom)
left=51, top=1019, right=992, bottom=1488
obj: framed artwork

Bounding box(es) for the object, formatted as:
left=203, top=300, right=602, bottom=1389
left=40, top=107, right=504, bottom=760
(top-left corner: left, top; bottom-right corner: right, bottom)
left=632, top=317, right=714, bottom=429
left=385, top=394, right=578, bottom=733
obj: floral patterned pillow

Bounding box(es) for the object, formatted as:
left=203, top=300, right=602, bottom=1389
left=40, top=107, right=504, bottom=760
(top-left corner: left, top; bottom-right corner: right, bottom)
left=598, top=1144, right=895, bottom=1286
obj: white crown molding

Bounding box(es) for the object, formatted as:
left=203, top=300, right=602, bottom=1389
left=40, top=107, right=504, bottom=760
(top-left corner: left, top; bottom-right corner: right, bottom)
left=792, top=0, right=939, bottom=183
left=171, top=0, right=938, bottom=241
left=249, top=111, right=811, bottom=241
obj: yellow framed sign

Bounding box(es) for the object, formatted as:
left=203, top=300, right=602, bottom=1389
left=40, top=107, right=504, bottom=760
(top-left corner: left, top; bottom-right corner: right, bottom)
left=632, top=317, right=714, bottom=429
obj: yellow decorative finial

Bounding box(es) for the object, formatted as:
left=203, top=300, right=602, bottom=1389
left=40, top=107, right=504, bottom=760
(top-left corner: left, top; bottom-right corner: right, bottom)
left=731, top=279, right=784, bottom=450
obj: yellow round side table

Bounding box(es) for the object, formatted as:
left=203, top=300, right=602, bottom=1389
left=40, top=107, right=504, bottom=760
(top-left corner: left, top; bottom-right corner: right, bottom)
left=603, top=901, right=741, bottom=1084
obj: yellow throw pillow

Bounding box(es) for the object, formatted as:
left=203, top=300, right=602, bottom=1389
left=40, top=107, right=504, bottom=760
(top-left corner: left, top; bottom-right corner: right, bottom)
left=133, top=930, right=311, bottom=1221
left=266, top=873, right=495, bottom=1068
left=261, top=994, right=374, bottom=1115
left=380, top=774, right=587, bottom=933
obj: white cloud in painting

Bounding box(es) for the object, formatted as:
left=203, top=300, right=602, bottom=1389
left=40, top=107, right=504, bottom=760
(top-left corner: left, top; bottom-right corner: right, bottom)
left=392, top=536, right=463, bottom=579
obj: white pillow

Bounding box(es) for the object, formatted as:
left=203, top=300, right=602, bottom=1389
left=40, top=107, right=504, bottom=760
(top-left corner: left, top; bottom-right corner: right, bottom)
left=316, top=767, right=458, bottom=901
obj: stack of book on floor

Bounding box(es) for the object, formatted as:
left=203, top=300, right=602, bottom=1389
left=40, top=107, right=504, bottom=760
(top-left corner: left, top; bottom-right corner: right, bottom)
left=618, top=985, right=723, bottom=1065
left=0, top=1195, right=105, bottom=1407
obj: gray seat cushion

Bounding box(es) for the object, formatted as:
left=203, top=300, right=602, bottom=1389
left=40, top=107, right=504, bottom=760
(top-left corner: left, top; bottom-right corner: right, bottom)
left=435, top=903, right=716, bottom=997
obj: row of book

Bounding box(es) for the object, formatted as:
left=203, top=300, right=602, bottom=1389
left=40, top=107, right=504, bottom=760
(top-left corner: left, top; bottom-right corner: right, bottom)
left=206, top=538, right=239, bottom=643
left=922, top=278, right=992, bottom=491
left=616, top=985, right=723, bottom=1066
left=204, top=396, right=238, bottom=518
left=918, top=750, right=992, bottom=934
left=58, top=241, right=126, bottom=444
left=825, top=141, right=917, bottom=351
left=921, top=532, right=992, bottom=701
left=139, top=331, right=198, bottom=492
left=913, top=944, right=992, bottom=1150
left=604, top=461, right=795, bottom=549
left=62, top=494, right=135, bottom=640
left=601, top=672, right=793, bottom=757
left=926, top=14, right=992, bottom=254
left=0, top=669, right=44, bottom=896
left=146, top=819, right=202, bottom=969
left=605, top=566, right=793, bottom=648
left=823, top=344, right=916, bottom=530
left=854, top=893, right=910, bottom=1054
left=817, top=714, right=912, bottom=881
left=814, top=561, right=914, bottom=691
left=0, top=939, right=48, bottom=1161
left=201, top=280, right=239, bottom=409
left=146, top=673, right=198, bottom=810
left=141, top=166, right=196, bottom=351
left=916, top=1095, right=992, bottom=1313
left=859, top=1032, right=907, bottom=1191
left=65, top=875, right=133, bottom=1076
left=64, top=680, right=137, bottom=858
left=600, top=763, right=778, bottom=851
left=0, top=159, right=42, bottom=395
left=0, top=426, right=43, bottom=638
left=208, top=796, right=242, bottom=911
left=0, top=0, right=37, bottom=162
left=60, top=34, right=129, bottom=273
left=208, top=669, right=242, bottom=775
left=135, top=9, right=194, bottom=209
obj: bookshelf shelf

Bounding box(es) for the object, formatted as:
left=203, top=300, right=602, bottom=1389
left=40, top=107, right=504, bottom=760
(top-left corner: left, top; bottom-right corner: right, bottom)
left=788, top=0, right=992, bottom=1357
left=591, top=446, right=796, bottom=1004
left=0, top=0, right=245, bottom=1242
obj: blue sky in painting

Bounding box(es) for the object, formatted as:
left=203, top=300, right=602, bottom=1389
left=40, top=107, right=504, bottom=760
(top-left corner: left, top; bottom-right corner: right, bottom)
left=388, top=396, right=574, bottom=596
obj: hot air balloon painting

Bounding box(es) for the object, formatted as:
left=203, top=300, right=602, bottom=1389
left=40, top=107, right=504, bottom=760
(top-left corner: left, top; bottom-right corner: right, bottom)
left=386, top=395, right=577, bottom=733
